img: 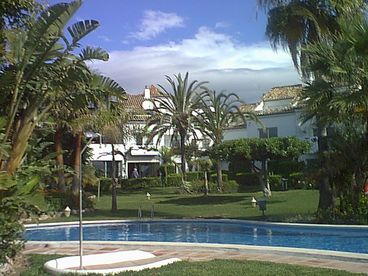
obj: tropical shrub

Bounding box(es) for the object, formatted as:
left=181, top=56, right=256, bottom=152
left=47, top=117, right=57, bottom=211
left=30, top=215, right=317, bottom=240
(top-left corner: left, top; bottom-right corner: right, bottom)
left=222, top=180, right=239, bottom=193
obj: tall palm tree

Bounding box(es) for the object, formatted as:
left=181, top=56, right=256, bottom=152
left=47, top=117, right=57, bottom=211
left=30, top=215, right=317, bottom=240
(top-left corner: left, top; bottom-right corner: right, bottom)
left=196, top=89, right=259, bottom=191
left=147, top=73, right=208, bottom=187
left=258, top=0, right=367, bottom=211
left=257, top=0, right=364, bottom=76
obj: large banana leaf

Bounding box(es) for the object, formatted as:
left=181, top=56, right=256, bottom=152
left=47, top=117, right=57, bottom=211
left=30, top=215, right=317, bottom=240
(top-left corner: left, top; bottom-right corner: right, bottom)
left=67, top=19, right=100, bottom=47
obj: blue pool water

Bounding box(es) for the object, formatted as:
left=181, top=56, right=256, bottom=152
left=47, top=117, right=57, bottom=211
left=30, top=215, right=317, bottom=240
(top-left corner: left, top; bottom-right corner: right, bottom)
left=25, top=220, right=368, bottom=254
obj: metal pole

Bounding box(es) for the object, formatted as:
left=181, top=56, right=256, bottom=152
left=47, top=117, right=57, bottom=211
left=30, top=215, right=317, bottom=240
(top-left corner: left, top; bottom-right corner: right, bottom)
left=79, top=136, right=94, bottom=270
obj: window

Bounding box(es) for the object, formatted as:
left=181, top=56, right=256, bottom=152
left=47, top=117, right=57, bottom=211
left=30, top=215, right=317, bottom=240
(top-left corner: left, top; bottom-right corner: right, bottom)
left=258, top=127, right=278, bottom=138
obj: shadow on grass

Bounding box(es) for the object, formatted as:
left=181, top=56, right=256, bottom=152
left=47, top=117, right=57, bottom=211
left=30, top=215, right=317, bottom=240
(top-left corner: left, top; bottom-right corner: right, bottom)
left=159, top=195, right=246, bottom=206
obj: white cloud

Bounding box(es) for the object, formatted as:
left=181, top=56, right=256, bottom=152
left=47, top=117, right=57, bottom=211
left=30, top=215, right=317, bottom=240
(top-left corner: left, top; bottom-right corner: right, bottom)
left=131, top=10, right=184, bottom=40
left=92, top=27, right=300, bottom=102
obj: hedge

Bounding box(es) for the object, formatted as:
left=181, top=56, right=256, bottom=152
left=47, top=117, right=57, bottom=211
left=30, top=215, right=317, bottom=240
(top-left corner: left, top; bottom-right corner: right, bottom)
left=269, top=174, right=283, bottom=191
left=166, top=173, right=182, bottom=187
left=121, top=177, right=161, bottom=190
left=268, top=160, right=305, bottom=177
left=210, top=173, right=228, bottom=183
left=233, top=172, right=259, bottom=186
left=189, top=180, right=239, bottom=194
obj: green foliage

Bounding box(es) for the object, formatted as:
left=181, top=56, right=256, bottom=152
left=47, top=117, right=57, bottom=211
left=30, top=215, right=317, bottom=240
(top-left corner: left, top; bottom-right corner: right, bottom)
left=43, top=189, right=95, bottom=211
left=186, top=171, right=202, bottom=181
left=189, top=179, right=238, bottom=194
left=269, top=174, right=283, bottom=191
left=233, top=172, right=259, bottom=187
left=268, top=160, right=305, bottom=177
left=210, top=173, right=228, bottom=183
left=288, top=172, right=306, bottom=189
left=99, top=177, right=112, bottom=193
left=121, top=177, right=161, bottom=190
left=166, top=174, right=182, bottom=187
left=0, top=198, right=27, bottom=263
left=217, top=137, right=310, bottom=163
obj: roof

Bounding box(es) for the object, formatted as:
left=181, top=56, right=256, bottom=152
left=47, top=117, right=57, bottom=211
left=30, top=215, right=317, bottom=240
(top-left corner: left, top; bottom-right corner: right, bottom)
left=125, top=94, right=144, bottom=110
left=262, top=84, right=302, bottom=101
left=240, top=103, right=257, bottom=113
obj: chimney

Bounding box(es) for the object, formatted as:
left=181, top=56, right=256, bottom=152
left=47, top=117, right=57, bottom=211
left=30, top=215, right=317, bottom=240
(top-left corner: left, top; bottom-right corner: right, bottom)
left=144, top=85, right=150, bottom=99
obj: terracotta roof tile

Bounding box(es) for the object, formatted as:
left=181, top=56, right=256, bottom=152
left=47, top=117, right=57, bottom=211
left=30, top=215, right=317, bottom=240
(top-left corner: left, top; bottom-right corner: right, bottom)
left=262, top=84, right=302, bottom=101
left=240, top=103, right=257, bottom=112
left=125, top=94, right=144, bottom=110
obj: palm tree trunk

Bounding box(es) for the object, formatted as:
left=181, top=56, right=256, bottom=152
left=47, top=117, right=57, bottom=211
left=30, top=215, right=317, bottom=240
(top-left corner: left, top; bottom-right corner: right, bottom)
left=316, top=125, right=334, bottom=210
left=111, top=143, right=117, bottom=212
left=179, top=132, right=186, bottom=184
left=164, top=165, right=168, bottom=186
left=72, top=131, right=82, bottom=197
left=55, top=127, right=66, bottom=192
left=204, top=170, right=209, bottom=196
left=216, top=160, right=223, bottom=192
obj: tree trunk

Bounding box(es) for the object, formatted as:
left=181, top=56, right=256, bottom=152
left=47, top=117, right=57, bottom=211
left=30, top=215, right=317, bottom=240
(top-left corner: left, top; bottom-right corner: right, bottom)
left=179, top=132, right=186, bottom=184
left=6, top=115, right=36, bottom=175
left=72, top=131, right=82, bottom=197
left=216, top=160, right=223, bottom=192
left=164, top=165, right=168, bottom=186
left=204, top=170, right=209, bottom=196
left=55, top=127, right=66, bottom=192
left=316, top=125, right=334, bottom=210
left=111, top=143, right=117, bottom=212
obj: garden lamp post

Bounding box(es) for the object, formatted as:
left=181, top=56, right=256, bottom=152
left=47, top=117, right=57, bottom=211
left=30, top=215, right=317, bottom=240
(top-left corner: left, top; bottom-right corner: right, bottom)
left=79, top=133, right=99, bottom=270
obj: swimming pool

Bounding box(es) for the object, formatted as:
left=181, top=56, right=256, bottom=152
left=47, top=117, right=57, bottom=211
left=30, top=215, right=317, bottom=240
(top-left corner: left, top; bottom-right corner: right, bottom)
left=25, top=220, right=368, bottom=254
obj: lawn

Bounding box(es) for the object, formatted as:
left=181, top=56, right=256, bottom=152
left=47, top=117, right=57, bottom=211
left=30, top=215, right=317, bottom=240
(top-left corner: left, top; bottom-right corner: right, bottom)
left=21, top=254, right=360, bottom=276
left=33, top=188, right=319, bottom=223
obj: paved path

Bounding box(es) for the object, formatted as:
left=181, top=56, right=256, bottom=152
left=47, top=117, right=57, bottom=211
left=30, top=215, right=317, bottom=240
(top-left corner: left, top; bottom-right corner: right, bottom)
left=24, top=242, right=368, bottom=274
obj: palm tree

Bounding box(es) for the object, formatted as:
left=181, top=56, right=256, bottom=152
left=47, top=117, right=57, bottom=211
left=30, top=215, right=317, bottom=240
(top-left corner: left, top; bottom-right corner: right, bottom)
left=147, top=73, right=208, bottom=187
left=159, top=147, right=174, bottom=185
left=196, top=89, right=259, bottom=191
left=257, top=0, right=364, bottom=76
left=258, top=0, right=367, bottom=211
left=197, top=158, right=213, bottom=196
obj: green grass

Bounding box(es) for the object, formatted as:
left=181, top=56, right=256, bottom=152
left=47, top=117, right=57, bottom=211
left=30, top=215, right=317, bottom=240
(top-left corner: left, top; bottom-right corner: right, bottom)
left=34, top=187, right=319, bottom=223
left=21, top=254, right=361, bottom=276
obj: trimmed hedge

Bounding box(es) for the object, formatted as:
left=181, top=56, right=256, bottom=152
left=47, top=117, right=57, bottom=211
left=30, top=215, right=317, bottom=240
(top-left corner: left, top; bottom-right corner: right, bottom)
left=121, top=177, right=161, bottom=190
left=186, top=171, right=202, bottom=181
left=233, top=172, right=259, bottom=186
left=268, top=160, right=305, bottom=177
left=166, top=173, right=182, bottom=187
left=189, top=180, right=239, bottom=194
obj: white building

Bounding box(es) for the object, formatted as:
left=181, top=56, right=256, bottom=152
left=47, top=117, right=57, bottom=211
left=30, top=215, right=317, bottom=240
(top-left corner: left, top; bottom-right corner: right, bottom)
left=90, top=84, right=318, bottom=178
left=224, top=84, right=318, bottom=159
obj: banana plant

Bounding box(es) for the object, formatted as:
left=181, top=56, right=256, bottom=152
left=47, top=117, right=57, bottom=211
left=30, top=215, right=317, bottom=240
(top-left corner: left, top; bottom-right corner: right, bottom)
left=0, top=0, right=110, bottom=174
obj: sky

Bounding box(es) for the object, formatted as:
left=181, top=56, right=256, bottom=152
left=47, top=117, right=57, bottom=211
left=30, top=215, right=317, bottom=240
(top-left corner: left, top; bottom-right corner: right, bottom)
left=50, top=0, right=301, bottom=103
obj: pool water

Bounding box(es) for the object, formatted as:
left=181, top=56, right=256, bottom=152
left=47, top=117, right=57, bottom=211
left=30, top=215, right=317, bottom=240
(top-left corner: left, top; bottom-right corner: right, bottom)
left=25, top=220, right=368, bottom=254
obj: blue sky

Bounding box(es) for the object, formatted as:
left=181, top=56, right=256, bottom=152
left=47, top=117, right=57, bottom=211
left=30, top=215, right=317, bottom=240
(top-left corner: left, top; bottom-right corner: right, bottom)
left=51, top=0, right=300, bottom=102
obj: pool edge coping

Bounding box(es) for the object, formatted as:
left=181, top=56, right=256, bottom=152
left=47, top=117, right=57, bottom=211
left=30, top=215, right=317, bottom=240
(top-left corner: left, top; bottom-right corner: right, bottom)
left=26, top=240, right=368, bottom=261
left=24, top=218, right=368, bottom=229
